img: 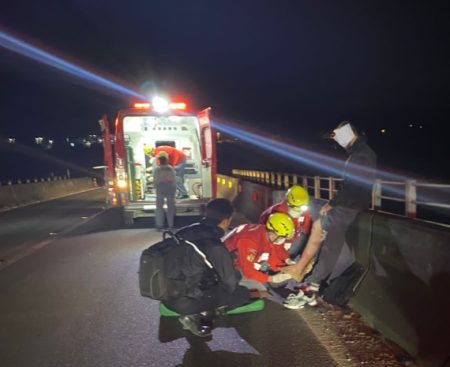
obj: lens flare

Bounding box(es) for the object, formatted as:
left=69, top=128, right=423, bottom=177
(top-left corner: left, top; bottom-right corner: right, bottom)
left=0, top=30, right=145, bottom=100
left=211, top=119, right=427, bottom=202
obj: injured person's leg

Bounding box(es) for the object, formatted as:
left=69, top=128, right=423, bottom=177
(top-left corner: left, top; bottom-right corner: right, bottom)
left=281, top=218, right=326, bottom=282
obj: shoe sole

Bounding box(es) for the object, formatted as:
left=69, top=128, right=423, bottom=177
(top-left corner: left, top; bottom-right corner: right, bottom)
left=179, top=318, right=212, bottom=337
left=283, top=302, right=306, bottom=310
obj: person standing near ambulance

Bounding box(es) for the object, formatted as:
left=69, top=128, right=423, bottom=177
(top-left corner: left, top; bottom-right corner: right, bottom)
left=153, top=152, right=176, bottom=230
left=153, top=145, right=189, bottom=199
left=283, top=121, right=377, bottom=309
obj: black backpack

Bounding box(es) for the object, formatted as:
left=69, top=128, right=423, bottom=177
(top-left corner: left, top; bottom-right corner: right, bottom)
left=321, top=262, right=365, bottom=306
left=138, top=231, right=213, bottom=301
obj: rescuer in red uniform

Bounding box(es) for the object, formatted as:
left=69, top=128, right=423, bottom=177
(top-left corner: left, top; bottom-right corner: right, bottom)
left=224, top=212, right=295, bottom=289
left=259, top=185, right=312, bottom=265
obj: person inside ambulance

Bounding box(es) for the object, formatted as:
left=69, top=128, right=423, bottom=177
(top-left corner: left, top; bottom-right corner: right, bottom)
left=259, top=185, right=312, bottom=265
left=144, top=145, right=189, bottom=199
left=224, top=212, right=295, bottom=291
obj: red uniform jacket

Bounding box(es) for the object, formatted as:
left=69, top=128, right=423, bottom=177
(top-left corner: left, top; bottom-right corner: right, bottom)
left=224, top=224, right=287, bottom=283
left=154, top=146, right=186, bottom=167
left=259, top=201, right=312, bottom=264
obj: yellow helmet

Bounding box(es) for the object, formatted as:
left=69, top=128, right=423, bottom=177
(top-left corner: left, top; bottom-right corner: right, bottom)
left=266, top=212, right=295, bottom=238
left=286, top=185, right=309, bottom=207
left=144, top=145, right=153, bottom=155
left=157, top=151, right=169, bottom=159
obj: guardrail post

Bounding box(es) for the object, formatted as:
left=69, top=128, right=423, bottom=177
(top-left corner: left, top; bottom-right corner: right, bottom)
left=302, top=176, right=308, bottom=189
left=328, top=177, right=335, bottom=200
left=405, top=180, right=417, bottom=219
left=276, top=173, right=282, bottom=188
left=372, top=179, right=382, bottom=210
left=270, top=172, right=275, bottom=186
left=284, top=174, right=290, bottom=189
left=314, top=176, right=320, bottom=199
left=292, top=175, right=298, bottom=185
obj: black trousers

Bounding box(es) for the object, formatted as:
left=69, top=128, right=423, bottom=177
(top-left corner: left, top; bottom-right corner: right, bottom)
left=164, top=285, right=251, bottom=316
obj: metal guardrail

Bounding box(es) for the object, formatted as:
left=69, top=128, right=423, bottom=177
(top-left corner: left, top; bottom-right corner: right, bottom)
left=232, top=169, right=450, bottom=226
left=0, top=176, right=69, bottom=186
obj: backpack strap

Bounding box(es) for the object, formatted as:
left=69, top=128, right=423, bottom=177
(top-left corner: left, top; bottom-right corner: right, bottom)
left=184, top=239, right=213, bottom=269
left=163, top=230, right=214, bottom=269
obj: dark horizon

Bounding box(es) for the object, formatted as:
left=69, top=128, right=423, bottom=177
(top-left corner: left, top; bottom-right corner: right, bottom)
left=1, top=1, right=449, bottom=182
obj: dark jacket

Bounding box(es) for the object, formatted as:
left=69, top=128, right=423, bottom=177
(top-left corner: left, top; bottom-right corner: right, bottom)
left=167, top=218, right=242, bottom=299
left=329, top=137, right=377, bottom=210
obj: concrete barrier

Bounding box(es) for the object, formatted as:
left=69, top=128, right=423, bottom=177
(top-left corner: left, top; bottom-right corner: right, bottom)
left=228, top=176, right=450, bottom=367
left=348, top=213, right=450, bottom=367
left=0, top=177, right=96, bottom=211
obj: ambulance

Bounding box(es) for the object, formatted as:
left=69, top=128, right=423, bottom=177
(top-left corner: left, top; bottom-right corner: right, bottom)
left=99, top=97, right=217, bottom=225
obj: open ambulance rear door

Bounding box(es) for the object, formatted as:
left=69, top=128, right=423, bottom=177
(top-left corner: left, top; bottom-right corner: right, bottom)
left=198, top=107, right=217, bottom=198
left=98, top=115, right=116, bottom=206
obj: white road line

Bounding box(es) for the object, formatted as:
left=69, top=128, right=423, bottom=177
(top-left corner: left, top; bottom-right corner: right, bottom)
left=0, top=209, right=106, bottom=271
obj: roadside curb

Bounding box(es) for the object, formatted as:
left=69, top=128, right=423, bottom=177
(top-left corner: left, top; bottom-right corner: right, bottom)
left=0, top=187, right=102, bottom=214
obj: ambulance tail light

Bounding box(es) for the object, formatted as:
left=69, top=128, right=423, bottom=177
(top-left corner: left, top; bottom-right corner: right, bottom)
left=133, top=102, right=150, bottom=109
left=117, top=179, right=128, bottom=189
left=169, top=102, right=187, bottom=110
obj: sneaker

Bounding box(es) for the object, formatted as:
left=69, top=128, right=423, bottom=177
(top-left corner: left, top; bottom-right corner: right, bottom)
left=178, top=314, right=212, bottom=337
left=296, top=282, right=320, bottom=293
left=295, top=282, right=319, bottom=307
left=283, top=291, right=308, bottom=310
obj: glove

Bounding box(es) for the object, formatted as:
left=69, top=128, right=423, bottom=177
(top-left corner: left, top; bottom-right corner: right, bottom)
left=270, top=273, right=292, bottom=283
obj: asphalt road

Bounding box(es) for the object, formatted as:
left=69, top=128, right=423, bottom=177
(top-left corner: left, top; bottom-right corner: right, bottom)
left=0, top=190, right=338, bottom=367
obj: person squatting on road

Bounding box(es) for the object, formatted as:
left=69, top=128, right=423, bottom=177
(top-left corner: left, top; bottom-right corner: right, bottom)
left=163, top=198, right=251, bottom=337
left=283, top=121, right=377, bottom=309
left=224, top=212, right=296, bottom=291
left=259, top=185, right=312, bottom=264
left=153, top=152, right=176, bottom=230
left=149, top=145, right=189, bottom=199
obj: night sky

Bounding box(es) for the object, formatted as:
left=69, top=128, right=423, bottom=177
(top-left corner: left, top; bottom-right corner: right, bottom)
left=1, top=1, right=449, bottom=180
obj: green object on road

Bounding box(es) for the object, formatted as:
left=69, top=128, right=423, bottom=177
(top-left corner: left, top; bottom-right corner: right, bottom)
left=226, top=299, right=265, bottom=314
left=159, top=299, right=265, bottom=317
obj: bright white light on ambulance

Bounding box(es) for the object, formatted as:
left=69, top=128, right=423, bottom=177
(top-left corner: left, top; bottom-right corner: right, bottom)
left=169, top=102, right=187, bottom=110
left=133, top=102, right=150, bottom=109
left=117, top=179, right=127, bottom=189
left=152, top=97, right=169, bottom=113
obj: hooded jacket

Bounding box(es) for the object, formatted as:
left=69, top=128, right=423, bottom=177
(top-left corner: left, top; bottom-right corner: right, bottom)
left=329, top=136, right=377, bottom=210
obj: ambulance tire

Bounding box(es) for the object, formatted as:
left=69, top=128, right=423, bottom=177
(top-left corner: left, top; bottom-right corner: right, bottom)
left=123, top=210, right=134, bottom=226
